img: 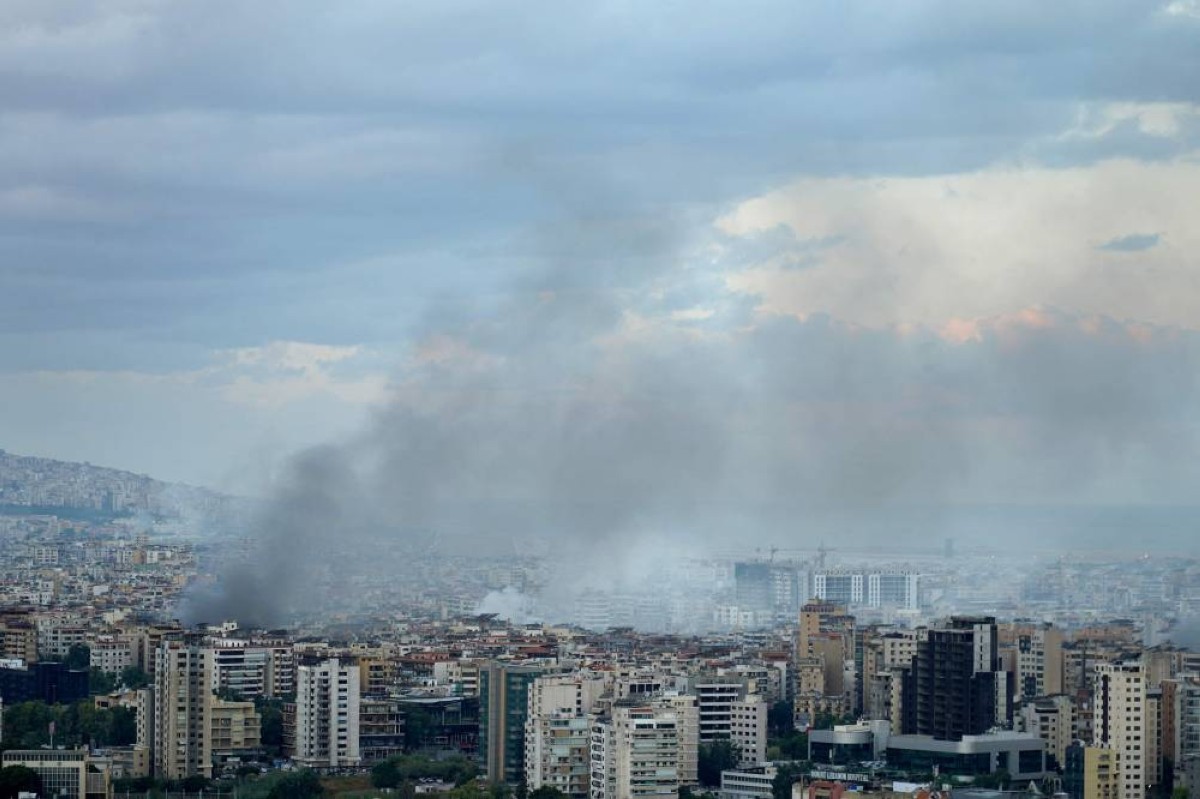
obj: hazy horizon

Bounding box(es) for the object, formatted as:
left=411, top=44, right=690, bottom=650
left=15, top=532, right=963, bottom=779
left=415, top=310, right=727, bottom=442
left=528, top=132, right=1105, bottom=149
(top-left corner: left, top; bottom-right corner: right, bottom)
left=2, top=2, right=1199, bottom=621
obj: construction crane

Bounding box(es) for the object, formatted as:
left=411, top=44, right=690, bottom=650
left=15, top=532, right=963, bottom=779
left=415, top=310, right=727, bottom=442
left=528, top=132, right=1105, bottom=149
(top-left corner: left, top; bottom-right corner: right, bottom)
left=755, top=544, right=836, bottom=569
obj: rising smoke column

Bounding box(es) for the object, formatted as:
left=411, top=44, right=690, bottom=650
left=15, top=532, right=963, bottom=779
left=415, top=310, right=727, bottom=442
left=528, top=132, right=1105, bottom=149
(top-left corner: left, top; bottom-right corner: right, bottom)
left=181, top=185, right=1200, bottom=627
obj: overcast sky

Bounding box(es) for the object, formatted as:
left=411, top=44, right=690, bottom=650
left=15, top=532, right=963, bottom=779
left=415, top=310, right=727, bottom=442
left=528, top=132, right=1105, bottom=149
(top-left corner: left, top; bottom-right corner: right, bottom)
left=2, top=1, right=1199, bottom=513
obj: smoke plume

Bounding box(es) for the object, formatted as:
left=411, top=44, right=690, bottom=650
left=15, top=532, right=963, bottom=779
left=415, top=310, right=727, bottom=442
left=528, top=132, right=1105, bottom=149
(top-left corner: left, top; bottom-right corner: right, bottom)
left=180, top=178, right=1200, bottom=629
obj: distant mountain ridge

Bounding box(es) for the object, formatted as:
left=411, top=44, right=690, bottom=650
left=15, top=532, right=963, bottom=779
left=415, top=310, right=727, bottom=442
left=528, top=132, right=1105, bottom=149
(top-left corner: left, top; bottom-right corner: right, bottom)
left=0, top=448, right=234, bottom=519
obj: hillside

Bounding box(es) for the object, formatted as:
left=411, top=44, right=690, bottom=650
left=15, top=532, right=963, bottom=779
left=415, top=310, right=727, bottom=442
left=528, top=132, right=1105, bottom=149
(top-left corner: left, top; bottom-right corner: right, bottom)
left=0, top=448, right=236, bottom=521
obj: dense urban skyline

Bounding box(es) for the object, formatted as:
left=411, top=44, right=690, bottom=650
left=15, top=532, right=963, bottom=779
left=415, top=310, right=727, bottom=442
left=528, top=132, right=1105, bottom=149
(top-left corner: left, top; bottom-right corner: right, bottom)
left=3, top=5, right=1200, bottom=799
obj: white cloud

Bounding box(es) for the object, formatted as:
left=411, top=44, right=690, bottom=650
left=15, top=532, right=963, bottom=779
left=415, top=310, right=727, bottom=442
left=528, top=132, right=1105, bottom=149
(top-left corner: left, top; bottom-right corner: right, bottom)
left=207, top=341, right=387, bottom=409
left=720, top=154, right=1200, bottom=329
left=1058, top=101, right=1199, bottom=140
left=219, top=341, right=363, bottom=374
left=13, top=340, right=389, bottom=412
left=1163, top=0, right=1200, bottom=19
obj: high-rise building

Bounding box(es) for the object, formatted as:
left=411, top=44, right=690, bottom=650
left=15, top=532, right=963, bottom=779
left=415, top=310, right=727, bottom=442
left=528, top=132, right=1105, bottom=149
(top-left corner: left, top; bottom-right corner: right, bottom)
left=359, top=697, right=405, bottom=765
left=810, top=571, right=920, bottom=610
left=1017, top=694, right=1074, bottom=768
left=1094, top=662, right=1147, bottom=799
left=209, top=644, right=271, bottom=699
left=659, top=694, right=700, bottom=786
left=293, top=658, right=361, bottom=769
left=734, top=562, right=773, bottom=619
left=480, top=662, right=553, bottom=784
left=589, top=698, right=698, bottom=799
left=859, top=628, right=920, bottom=725
left=901, top=617, right=1012, bottom=740
left=527, top=714, right=592, bottom=798
left=795, top=657, right=847, bottom=730
left=261, top=640, right=296, bottom=698
left=798, top=602, right=855, bottom=663
left=1084, top=746, right=1120, bottom=799
left=1165, top=676, right=1200, bottom=768
left=729, top=696, right=767, bottom=767
left=153, top=640, right=214, bottom=779
left=525, top=673, right=607, bottom=798
left=1146, top=689, right=1163, bottom=792
left=692, top=679, right=767, bottom=767
left=1000, top=622, right=1064, bottom=702
left=733, top=562, right=807, bottom=624
left=795, top=603, right=856, bottom=731
left=210, top=697, right=261, bottom=766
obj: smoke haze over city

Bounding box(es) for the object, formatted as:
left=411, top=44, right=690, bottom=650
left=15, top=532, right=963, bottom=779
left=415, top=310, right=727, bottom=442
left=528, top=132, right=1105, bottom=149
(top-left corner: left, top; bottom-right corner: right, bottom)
left=1, top=3, right=1199, bottom=625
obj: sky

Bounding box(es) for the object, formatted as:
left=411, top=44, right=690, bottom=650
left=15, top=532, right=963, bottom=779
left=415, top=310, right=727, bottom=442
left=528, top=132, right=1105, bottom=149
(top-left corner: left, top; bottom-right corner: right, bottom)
left=2, top=0, right=1200, bottom=522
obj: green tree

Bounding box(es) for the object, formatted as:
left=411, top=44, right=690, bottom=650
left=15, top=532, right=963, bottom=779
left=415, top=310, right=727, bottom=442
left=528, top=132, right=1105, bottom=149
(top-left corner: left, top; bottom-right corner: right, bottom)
left=402, top=708, right=432, bottom=752
left=0, top=766, right=42, bottom=799
left=771, top=764, right=802, bottom=799
left=89, top=667, right=117, bottom=696
left=372, top=760, right=401, bottom=789
left=812, top=711, right=836, bottom=731
left=698, top=739, right=740, bottom=787
left=399, top=781, right=417, bottom=799
left=258, top=702, right=284, bottom=752
left=529, top=787, right=566, bottom=799
left=2, top=701, right=56, bottom=749
left=449, top=782, right=488, bottom=799
left=110, top=706, right=137, bottom=745
left=679, top=787, right=695, bottom=799
left=65, top=644, right=91, bottom=671
left=1172, top=788, right=1189, bottom=799
left=267, top=770, right=324, bottom=799
left=179, top=775, right=211, bottom=793
left=113, top=776, right=161, bottom=794
left=120, top=665, right=150, bottom=690
left=973, top=770, right=1011, bottom=789
left=768, top=701, right=794, bottom=737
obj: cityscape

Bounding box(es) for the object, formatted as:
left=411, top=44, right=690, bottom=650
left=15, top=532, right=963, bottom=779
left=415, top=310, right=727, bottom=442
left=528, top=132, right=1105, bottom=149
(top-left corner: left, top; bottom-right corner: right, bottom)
left=1, top=5, right=1198, bottom=799
left=1, top=449, right=1200, bottom=799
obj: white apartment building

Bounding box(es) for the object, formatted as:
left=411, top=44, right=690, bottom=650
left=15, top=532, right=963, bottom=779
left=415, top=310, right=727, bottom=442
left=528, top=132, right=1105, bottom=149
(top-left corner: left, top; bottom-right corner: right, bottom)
left=209, top=643, right=270, bottom=698
left=659, top=694, right=699, bottom=787
left=694, top=680, right=743, bottom=742
left=529, top=715, right=592, bottom=798
left=1009, top=624, right=1065, bottom=702
left=526, top=673, right=608, bottom=798
left=728, top=697, right=767, bottom=768
left=693, top=680, right=767, bottom=766
left=263, top=642, right=296, bottom=697
left=37, top=621, right=87, bottom=659
left=433, top=659, right=481, bottom=697
left=1170, top=678, right=1200, bottom=763
left=812, top=571, right=920, bottom=610
left=590, top=699, right=698, bottom=799
left=1094, top=662, right=1147, bottom=799
left=1018, top=695, right=1074, bottom=767
left=294, top=658, right=361, bottom=769
left=91, top=639, right=135, bottom=675
left=153, top=641, right=214, bottom=779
